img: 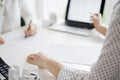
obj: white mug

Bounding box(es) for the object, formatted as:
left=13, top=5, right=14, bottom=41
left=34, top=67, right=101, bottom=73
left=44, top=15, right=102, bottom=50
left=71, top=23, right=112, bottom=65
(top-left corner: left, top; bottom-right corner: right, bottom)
left=8, top=65, right=20, bottom=80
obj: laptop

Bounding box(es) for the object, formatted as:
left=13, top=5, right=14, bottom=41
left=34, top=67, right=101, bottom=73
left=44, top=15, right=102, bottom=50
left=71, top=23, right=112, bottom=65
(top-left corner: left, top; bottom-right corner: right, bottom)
left=48, top=0, right=105, bottom=36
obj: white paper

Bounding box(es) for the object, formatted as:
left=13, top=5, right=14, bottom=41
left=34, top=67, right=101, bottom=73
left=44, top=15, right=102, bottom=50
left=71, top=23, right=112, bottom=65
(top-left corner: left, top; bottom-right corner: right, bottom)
left=1, top=28, right=50, bottom=52
left=43, top=43, right=102, bottom=65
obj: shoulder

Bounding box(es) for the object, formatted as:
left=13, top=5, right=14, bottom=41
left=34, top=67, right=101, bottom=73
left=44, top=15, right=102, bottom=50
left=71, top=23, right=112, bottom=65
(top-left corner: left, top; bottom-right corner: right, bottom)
left=111, top=1, right=120, bottom=22
left=113, top=1, right=120, bottom=12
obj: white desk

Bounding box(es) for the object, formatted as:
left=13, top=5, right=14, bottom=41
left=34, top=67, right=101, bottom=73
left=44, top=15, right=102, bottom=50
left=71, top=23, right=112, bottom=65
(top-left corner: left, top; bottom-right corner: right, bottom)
left=0, top=24, right=105, bottom=80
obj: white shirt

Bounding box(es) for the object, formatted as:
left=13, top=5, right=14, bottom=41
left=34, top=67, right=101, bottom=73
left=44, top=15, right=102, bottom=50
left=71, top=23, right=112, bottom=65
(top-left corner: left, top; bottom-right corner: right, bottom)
left=57, top=0, right=120, bottom=80
left=0, top=0, right=35, bottom=34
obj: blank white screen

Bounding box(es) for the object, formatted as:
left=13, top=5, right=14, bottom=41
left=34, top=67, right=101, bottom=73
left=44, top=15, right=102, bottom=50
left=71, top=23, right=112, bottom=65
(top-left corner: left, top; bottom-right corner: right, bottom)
left=68, top=0, right=102, bottom=23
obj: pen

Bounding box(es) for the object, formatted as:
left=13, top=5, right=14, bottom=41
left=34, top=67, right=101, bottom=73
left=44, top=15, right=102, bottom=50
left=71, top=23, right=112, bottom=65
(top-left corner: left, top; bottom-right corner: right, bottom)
left=25, top=20, right=32, bottom=38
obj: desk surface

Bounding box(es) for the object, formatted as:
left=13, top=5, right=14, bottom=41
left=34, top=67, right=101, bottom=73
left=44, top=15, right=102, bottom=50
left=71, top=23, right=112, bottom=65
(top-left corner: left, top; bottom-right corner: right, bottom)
left=0, top=24, right=104, bottom=80
left=1, top=25, right=104, bottom=65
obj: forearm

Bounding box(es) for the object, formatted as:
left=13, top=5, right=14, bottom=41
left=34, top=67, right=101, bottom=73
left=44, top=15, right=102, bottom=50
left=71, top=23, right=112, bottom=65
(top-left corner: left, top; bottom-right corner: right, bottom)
left=46, top=58, right=63, bottom=78
left=96, top=24, right=107, bottom=36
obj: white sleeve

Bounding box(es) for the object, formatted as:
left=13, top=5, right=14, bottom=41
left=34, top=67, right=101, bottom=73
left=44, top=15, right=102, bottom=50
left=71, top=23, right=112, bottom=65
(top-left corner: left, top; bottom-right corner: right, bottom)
left=57, top=1, right=120, bottom=80
left=21, top=0, right=38, bottom=26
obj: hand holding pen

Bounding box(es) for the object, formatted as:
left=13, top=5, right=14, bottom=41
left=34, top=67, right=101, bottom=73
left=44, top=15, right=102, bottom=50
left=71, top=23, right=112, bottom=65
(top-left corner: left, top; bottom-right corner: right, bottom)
left=24, top=20, right=38, bottom=38
left=0, top=37, right=5, bottom=45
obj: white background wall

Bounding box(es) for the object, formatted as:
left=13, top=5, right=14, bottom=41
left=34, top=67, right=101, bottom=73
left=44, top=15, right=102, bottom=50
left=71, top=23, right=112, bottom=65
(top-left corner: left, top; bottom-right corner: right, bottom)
left=30, top=0, right=118, bottom=25
left=42, top=0, right=68, bottom=19
left=28, top=0, right=43, bottom=20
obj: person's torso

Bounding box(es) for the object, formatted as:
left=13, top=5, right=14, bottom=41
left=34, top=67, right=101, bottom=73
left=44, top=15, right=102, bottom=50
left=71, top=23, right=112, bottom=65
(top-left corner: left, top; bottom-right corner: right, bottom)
left=0, top=0, right=22, bottom=34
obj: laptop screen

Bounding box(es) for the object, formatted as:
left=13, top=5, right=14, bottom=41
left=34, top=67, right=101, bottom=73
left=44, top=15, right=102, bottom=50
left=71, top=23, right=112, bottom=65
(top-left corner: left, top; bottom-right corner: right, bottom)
left=66, top=0, right=104, bottom=23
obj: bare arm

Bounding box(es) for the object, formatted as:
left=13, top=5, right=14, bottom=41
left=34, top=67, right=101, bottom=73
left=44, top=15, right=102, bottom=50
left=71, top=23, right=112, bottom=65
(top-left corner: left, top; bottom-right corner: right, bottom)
left=90, top=13, right=107, bottom=36
left=27, top=53, right=63, bottom=78
left=46, top=58, right=63, bottom=78
left=95, top=24, right=107, bottom=36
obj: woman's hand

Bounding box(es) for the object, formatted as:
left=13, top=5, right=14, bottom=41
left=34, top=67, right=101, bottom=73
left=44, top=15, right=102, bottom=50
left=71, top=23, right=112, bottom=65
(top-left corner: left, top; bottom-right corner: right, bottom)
left=27, top=52, right=48, bottom=68
left=27, top=52, right=63, bottom=78
left=0, top=37, right=5, bottom=45
left=90, top=13, right=103, bottom=30
left=90, top=13, right=107, bottom=36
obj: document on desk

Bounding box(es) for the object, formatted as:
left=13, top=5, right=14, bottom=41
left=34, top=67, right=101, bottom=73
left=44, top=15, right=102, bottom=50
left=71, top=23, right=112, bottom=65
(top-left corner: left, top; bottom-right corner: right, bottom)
left=1, top=28, right=50, bottom=52
left=43, top=43, right=102, bottom=66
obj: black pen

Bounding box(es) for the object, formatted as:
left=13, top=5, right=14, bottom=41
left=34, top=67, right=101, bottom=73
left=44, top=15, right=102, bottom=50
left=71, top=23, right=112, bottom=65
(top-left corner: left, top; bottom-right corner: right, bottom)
left=25, top=20, right=32, bottom=38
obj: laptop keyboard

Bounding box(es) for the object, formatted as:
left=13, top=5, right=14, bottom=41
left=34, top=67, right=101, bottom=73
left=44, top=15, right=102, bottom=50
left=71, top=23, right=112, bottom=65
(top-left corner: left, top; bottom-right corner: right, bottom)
left=48, top=24, right=92, bottom=36
left=0, top=57, right=10, bottom=80
left=0, top=72, right=6, bottom=80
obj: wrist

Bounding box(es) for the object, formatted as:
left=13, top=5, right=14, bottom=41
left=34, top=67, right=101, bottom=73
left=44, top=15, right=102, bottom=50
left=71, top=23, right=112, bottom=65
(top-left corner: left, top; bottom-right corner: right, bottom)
left=45, top=58, right=63, bottom=77
left=43, top=58, right=51, bottom=69
left=95, top=23, right=104, bottom=30
left=36, top=56, right=50, bottom=69
left=45, top=58, right=56, bottom=69
left=31, top=23, right=37, bottom=28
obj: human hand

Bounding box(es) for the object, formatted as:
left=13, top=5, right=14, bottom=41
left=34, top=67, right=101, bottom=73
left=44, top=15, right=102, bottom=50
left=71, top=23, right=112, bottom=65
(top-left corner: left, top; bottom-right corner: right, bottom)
left=27, top=52, right=63, bottom=78
left=0, top=37, right=5, bottom=45
left=90, top=13, right=103, bottom=30
left=24, top=23, right=37, bottom=37
left=27, top=52, right=49, bottom=69
left=90, top=13, right=107, bottom=36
